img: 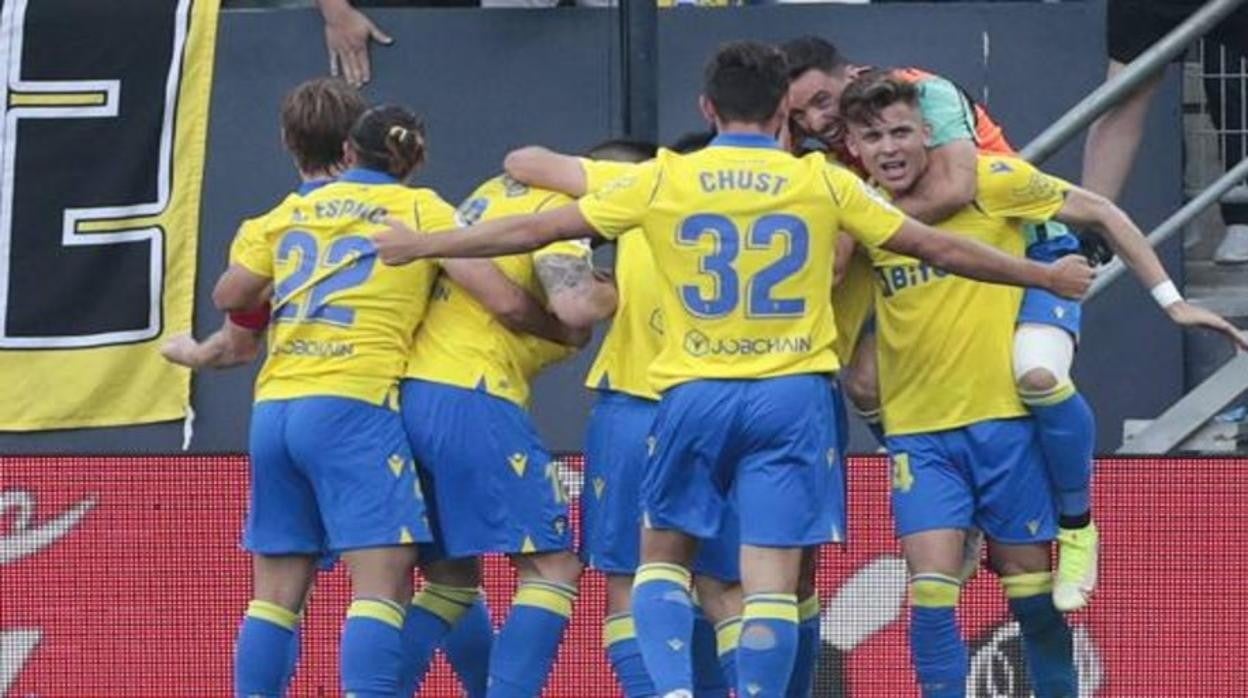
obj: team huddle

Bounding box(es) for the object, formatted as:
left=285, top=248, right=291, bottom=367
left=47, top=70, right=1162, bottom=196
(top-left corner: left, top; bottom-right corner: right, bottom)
left=168, top=36, right=1248, bottom=698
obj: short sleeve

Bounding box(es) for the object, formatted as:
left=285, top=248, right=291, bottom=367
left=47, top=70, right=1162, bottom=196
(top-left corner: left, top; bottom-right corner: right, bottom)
left=581, top=159, right=640, bottom=193
left=577, top=160, right=660, bottom=240
left=415, top=190, right=461, bottom=232
left=823, top=165, right=907, bottom=249
left=917, top=77, right=976, bottom=148
left=976, top=157, right=1072, bottom=222
left=228, top=218, right=272, bottom=277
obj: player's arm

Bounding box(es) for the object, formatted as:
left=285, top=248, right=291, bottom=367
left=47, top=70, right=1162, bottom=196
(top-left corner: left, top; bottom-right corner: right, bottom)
left=212, top=264, right=270, bottom=312
left=534, top=251, right=618, bottom=329
left=376, top=205, right=592, bottom=264
left=890, top=77, right=980, bottom=223
left=890, top=139, right=978, bottom=224
left=504, top=147, right=590, bottom=197
left=882, top=221, right=1091, bottom=297
left=440, top=258, right=589, bottom=347
left=162, top=319, right=264, bottom=370
left=1055, top=187, right=1248, bottom=349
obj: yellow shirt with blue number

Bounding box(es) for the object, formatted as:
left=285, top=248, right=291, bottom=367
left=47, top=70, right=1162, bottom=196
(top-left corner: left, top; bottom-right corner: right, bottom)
left=229, top=170, right=450, bottom=405
left=871, top=155, right=1072, bottom=436
left=404, top=175, right=588, bottom=407
left=577, top=133, right=906, bottom=392
left=579, top=159, right=664, bottom=401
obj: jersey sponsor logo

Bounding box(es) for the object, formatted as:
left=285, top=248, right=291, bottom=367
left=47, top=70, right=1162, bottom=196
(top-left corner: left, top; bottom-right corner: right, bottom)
left=874, top=263, right=949, bottom=298
left=271, top=339, right=355, bottom=358
left=989, top=160, right=1014, bottom=174
left=682, top=329, right=812, bottom=358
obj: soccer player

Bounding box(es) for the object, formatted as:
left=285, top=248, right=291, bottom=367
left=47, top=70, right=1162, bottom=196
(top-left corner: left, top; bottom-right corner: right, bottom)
left=393, top=170, right=616, bottom=698
left=504, top=134, right=743, bottom=697
left=212, top=103, right=446, bottom=697
left=781, top=35, right=1100, bottom=610
left=840, top=70, right=1245, bottom=697
left=371, top=41, right=1092, bottom=697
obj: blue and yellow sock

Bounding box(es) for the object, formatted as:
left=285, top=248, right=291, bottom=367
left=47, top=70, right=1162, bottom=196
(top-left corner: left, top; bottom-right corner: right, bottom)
left=282, top=625, right=302, bottom=694
left=909, top=573, right=966, bottom=698
left=787, top=594, right=821, bottom=698
left=1021, top=382, right=1095, bottom=527
left=342, top=597, right=406, bottom=698
left=444, top=595, right=493, bottom=698
left=631, top=563, right=695, bottom=694
left=737, top=593, right=799, bottom=697
left=715, top=615, right=741, bottom=691
left=1003, top=573, right=1076, bottom=698
left=692, top=607, right=728, bottom=697
left=400, top=584, right=481, bottom=697
left=604, top=613, right=656, bottom=698
left=235, top=599, right=299, bottom=698
left=488, top=579, right=577, bottom=697
left=856, top=407, right=886, bottom=448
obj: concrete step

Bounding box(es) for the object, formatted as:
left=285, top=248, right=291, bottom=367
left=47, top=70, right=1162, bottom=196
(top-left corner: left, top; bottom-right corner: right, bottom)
left=1184, top=259, right=1248, bottom=289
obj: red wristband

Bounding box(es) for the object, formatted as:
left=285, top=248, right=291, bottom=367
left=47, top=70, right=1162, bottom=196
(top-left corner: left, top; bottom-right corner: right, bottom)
left=228, top=302, right=270, bottom=331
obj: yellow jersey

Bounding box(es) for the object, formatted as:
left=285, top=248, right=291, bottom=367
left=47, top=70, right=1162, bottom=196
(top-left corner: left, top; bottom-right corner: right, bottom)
left=579, top=159, right=663, bottom=401
left=404, top=175, right=589, bottom=407
left=831, top=249, right=876, bottom=366
left=229, top=169, right=451, bottom=405
left=578, top=132, right=905, bottom=392
left=871, top=155, right=1071, bottom=435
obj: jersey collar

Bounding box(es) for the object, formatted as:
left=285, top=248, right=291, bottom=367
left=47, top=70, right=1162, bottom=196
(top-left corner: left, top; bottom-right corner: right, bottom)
left=296, top=178, right=333, bottom=196
left=709, top=132, right=782, bottom=150
left=338, top=167, right=400, bottom=185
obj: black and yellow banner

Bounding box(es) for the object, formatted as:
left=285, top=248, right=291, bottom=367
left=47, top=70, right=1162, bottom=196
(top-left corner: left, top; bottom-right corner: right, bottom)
left=0, top=0, right=219, bottom=429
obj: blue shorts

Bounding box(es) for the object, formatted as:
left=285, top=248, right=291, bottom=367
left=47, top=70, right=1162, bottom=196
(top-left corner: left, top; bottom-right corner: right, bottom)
left=401, top=379, right=572, bottom=560
left=245, top=396, right=430, bottom=555
left=1020, top=231, right=1082, bottom=337
left=886, top=418, right=1057, bottom=544
left=580, top=390, right=740, bottom=582
left=644, top=374, right=845, bottom=548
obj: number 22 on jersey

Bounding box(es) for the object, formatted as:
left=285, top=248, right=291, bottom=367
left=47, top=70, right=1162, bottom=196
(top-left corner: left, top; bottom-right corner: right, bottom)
left=273, top=230, right=377, bottom=326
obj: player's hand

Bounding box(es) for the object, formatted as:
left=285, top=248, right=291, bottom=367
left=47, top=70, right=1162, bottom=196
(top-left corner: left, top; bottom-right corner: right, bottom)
left=373, top=218, right=427, bottom=265
left=322, top=2, right=393, bottom=87
left=1046, top=254, right=1094, bottom=299
left=161, top=334, right=203, bottom=369
left=1165, top=301, right=1248, bottom=351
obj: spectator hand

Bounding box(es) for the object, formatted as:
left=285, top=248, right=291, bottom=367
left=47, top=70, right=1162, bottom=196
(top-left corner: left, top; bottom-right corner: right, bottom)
left=1165, top=301, right=1248, bottom=351
left=322, top=1, right=393, bottom=87
left=1047, top=254, right=1095, bottom=300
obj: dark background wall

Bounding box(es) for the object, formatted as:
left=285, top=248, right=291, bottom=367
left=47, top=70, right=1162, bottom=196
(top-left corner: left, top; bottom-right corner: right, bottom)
left=0, top=1, right=1184, bottom=455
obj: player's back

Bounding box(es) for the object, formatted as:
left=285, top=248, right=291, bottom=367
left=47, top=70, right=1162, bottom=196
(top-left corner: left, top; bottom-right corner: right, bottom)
left=406, top=174, right=581, bottom=407
left=630, top=135, right=900, bottom=390
left=237, top=170, right=447, bottom=405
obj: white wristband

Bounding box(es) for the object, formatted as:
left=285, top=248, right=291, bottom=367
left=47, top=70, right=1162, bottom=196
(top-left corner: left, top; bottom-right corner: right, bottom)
left=1150, top=280, right=1183, bottom=308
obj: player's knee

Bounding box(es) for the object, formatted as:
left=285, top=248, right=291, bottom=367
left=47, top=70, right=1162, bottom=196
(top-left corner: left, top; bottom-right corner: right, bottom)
left=844, top=368, right=881, bottom=413
left=692, top=575, right=742, bottom=624
left=1016, top=367, right=1060, bottom=394
left=515, top=549, right=583, bottom=587
left=421, top=557, right=481, bottom=588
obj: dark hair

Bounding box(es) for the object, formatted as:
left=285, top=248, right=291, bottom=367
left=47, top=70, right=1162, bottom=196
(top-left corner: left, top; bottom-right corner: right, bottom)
left=347, top=105, right=427, bottom=179
left=780, top=36, right=847, bottom=81
left=669, top=130, right=716, bottom=154
left=839, top=69, right=921, bottom=127
left=703, top=41, right=790, bottom=125
left=280, top=78, right=367, bottom=174
left=587, top=138, right=657, bottom=163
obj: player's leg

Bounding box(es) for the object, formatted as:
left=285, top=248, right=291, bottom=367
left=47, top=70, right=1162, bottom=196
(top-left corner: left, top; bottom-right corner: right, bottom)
left=972, top=418, right=1075, bottom=697
left=1014, top=281, right=1098, bottom=612
left=733, top=374, right=843, bottom=697
left=492, top=549, right=582, bottom=698
left=692, top=572, right=741, bottom=696
left=290, top=396, right=429, bottom=698
left=632, top=380, right=737, bottom=698
left=988, top=543, right=1076, bottom=698
left=399, top=556, right=485, bottom=697
left=236, top=401, right=323, bottom=698
left=889, top=432, right=976, bottom=698
left=784, top=547, right=821, bottom=698
left=843, top=329, right=885, bottom=446
left=581, top=391, right=657, bottom=697
left=441, top=591, right=493, bottom=698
